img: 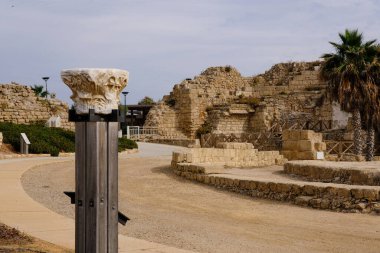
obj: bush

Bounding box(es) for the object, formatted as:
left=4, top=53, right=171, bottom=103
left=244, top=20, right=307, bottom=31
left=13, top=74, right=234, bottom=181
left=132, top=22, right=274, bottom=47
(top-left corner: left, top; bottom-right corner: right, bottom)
left=195, top=122, right=212, bottom=139
left=49, top=147, right=60, bottom=157
left=0, top=122, right=75, bottom=154
left=118, top=137, right=138, bottom=152
left=0, top=122, right=138, bottom=154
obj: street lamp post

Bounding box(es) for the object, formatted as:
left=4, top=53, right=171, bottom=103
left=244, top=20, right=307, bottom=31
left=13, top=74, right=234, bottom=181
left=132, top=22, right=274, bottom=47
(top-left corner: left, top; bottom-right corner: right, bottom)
left=122, top=91, right=129, bottom=134
left=42, top=76, right=49, bottom=98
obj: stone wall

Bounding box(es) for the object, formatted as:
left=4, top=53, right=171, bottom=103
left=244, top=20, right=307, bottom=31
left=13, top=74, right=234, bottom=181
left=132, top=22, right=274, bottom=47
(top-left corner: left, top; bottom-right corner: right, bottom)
left=282, top=130, right=326, bottom=160
left=144, top=103, right=184, bottom=138
left=172, top=164, right=380, bottom=214
left=0, top=83, right=74, bottom=131
left=284, top=161, right=380, bottom=186
left=207, top=104, right=254, bottom=135
left=145, top=61, right=344, bottom=139
left=172, top=142, right=286, bottom=168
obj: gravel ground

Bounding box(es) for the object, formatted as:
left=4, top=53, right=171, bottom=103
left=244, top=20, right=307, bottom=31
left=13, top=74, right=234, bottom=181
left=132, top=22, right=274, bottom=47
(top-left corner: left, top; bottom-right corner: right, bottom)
left=21, top=143, right=380, bottom=253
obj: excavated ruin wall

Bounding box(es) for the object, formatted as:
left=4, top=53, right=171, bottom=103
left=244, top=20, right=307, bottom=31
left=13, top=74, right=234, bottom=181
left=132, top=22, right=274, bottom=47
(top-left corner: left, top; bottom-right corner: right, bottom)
left=145, top=61, right=339, bottom=139
left=0, top=83, right=74, bottom=131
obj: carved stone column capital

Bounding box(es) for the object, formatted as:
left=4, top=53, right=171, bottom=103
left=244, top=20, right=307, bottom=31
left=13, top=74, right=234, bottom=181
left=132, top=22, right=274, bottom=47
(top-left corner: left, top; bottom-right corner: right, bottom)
left=61, top=68, right=129, bottom=114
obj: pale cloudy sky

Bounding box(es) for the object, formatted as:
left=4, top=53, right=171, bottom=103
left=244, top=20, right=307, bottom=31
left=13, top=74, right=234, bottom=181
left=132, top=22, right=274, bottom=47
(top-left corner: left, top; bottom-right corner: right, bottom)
left=0, top=0, right=379, bottom=104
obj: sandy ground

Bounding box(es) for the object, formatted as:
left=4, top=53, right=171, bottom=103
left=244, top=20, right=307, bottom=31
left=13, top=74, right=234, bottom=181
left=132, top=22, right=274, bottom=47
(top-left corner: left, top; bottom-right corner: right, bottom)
left=21, top=144, right=380, bottom=253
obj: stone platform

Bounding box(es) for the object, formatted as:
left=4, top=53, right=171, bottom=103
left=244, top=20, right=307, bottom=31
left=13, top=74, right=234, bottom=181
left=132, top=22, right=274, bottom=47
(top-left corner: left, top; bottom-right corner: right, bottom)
left=172, top=160, right=380, bottom=214
left=284, top=160, right=380, bottom=186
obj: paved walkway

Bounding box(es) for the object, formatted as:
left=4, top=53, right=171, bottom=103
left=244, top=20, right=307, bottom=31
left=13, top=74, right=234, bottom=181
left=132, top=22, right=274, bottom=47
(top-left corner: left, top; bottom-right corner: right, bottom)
left=0, top=143, right=194, bottom=253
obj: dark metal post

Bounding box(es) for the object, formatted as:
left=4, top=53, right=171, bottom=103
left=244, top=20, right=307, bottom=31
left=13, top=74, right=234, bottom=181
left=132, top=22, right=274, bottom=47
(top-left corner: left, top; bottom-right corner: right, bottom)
left=122, top=91, right=129, bottom=134
left=42, top=76, right=49, bottom=98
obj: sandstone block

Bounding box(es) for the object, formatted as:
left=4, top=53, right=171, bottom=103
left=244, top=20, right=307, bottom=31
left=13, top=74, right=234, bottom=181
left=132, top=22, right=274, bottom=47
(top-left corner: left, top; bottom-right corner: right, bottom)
left=290, top=131, right=301, bottom=140
left=298, top=140, right=313, bottom=151
left=362, top=189, right=379, bottom=201
left=298, top=151, right=316, bottom=160
left=303, top=185, right=316, bottom=196
left=309, top=198, right=322, bottom=208
left=282, top=130, right=291, bottom=141
left=295, top=196, right=313, bottom=206
left=299, top=130, right=314, bottom=140
left=249, top=181, right=257, bottom=190
left=320, top=199, right=330, bottom=209
left=314, top=142, right=326, bottom=151
left=281, top=151, right=297, bottom=160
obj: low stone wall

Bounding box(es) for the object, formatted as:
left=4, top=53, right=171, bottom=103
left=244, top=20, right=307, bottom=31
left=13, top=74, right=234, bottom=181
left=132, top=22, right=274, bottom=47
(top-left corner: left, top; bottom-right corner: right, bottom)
left=282, top=130, right=326, bottom=160
left=172, top=142, right=285, bottom=167
left=284, top=161, right=380, bottom=186
left=171, top=164, right=380, bottom=214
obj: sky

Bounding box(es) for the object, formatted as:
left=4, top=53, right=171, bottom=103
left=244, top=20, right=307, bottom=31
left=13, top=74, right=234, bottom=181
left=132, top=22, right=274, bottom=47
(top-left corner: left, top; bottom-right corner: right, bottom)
left=0, top=0, right=379, bottom=104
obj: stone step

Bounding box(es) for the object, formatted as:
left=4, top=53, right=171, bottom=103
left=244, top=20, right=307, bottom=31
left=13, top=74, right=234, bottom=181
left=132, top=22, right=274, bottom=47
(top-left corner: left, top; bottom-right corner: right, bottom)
left=172, top=163, right=380, bottom=214
left=284, top=160, right=380, bottom=186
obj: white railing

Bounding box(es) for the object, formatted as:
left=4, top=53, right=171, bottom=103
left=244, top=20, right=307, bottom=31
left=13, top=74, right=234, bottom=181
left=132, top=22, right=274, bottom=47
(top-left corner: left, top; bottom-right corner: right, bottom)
left=126, top=126, right=159, bottom=140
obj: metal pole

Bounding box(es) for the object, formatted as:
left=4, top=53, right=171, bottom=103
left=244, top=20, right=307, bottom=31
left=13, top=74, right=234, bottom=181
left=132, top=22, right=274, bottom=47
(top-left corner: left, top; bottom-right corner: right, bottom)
left=122, top=91, right=129, bottom=134
left=42, top=76, right=49, bottom=98
left=124, top=95, right=127, bottom=133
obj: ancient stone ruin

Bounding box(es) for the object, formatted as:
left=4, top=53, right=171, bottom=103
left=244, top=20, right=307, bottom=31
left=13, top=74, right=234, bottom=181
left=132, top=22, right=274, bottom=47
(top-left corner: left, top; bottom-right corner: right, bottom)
left=0, top=82, right=74, bottom=130
left=144, top=61, right=345, bottom=141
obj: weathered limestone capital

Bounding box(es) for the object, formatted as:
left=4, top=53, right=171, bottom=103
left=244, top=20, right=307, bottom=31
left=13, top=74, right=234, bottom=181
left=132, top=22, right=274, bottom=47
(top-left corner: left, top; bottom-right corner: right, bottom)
left=61, top=68, right=129, bottom=114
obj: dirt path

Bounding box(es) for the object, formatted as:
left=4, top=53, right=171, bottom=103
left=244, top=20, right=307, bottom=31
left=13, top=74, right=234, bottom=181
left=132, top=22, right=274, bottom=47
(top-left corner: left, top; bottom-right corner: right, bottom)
left=22, top=154, right=380, bottom=253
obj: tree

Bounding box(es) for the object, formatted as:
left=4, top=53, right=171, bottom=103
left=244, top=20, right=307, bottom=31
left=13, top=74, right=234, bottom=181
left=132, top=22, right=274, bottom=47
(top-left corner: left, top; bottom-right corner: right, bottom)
left=31, top=84, right=49, bottom=98
left=319, top=29, right=379, bottom=159
left=138, top=96, right=155, bottom=105
left=360, top=45, right=380, bottom=161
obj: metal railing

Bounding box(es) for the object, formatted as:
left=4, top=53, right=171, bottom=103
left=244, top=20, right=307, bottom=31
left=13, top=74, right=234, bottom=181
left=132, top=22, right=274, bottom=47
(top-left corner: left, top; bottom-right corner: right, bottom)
left=126, top=126, right=158, bottom=140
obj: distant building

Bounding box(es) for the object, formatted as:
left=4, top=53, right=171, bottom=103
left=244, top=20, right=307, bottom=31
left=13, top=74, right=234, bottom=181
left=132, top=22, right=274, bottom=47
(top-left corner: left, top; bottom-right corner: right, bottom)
left=123, top=104, right=154, bottom=126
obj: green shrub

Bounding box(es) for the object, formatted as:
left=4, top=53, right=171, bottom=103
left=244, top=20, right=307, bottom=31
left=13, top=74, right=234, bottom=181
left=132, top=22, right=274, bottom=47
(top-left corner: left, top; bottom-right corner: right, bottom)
left=0, top=122, right=138, bottom=154
left=195, top=122, right=212, bottom=139
left=118, top=137, right=138, bottom=152
left=49, top=147, right=60, bottom=157
left=0, top=122, right=75, bottom=154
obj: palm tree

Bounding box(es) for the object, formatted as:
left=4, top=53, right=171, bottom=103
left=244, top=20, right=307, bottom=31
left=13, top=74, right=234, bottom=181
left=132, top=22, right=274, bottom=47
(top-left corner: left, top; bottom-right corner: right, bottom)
left=31, top=84, right=49, bottom=98
left=319, top=29, right=379, bottom=158
left=361, top=45, right=380, bottom=160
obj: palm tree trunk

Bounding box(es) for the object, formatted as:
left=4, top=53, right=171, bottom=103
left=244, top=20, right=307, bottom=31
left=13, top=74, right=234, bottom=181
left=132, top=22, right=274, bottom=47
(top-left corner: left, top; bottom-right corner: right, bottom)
left=365, top=126, right=375, bottom=161
left=352, top=109, right=362, bottom=155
